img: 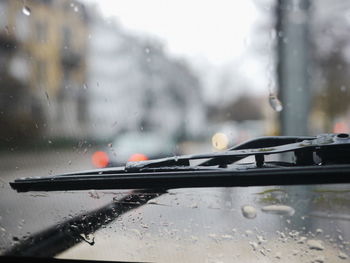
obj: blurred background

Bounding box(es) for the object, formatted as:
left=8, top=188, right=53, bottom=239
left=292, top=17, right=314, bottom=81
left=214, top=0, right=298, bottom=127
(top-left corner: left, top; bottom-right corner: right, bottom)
left=1, top=0, right=350, bottom=258
left=0, top=0, right=349, bottom=168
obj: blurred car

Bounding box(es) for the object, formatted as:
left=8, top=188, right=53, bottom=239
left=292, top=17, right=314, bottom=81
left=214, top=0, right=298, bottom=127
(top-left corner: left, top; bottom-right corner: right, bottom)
left=92, top=131, right=179, bottom=168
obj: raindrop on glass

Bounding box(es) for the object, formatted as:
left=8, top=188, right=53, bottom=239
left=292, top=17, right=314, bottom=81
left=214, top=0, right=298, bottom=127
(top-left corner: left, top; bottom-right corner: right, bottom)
left=212, top=132, right=229, bottom=150
left=45, top=91, right=50, bottom=106
left=147, top=199, right=159, bottom=205
left=241, top=205, right=257, bottom=219
left=269, top=93, right=283, bottom=112
left=307, top=239, right=324, bottom=250
left=83, top=84, right=88, bottom=90
left=22, top=6, right=31, bottom=16
left=249, top=241, right=259, bottom=250
left=316, top=228, right=323, bottom=235
left=339, top=252, right=348, bottom=260
left=261, top=205, right=295, bottom=216
left=80, top=233, right=95, bottom=245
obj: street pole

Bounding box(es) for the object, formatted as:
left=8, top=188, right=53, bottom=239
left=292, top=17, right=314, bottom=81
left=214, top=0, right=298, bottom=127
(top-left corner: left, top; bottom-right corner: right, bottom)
left=276, top=0, right=311, bottom=136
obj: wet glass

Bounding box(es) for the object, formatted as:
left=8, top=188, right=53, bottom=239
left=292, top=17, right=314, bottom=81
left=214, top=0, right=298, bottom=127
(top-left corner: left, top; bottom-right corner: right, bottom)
left=56, top=185, right=350, bottom=262
left=0, top=0, right=350, bottom=261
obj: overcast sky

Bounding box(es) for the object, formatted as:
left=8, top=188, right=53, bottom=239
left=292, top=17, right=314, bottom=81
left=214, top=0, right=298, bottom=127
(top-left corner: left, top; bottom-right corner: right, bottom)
left=82, top=0, right=275, bottom=98
left=83, top=1, right=269, bottom=61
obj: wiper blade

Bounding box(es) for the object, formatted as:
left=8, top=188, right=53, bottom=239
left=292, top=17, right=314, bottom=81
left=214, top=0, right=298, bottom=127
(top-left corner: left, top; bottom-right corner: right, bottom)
left=10, top=133, right=350, bottom=192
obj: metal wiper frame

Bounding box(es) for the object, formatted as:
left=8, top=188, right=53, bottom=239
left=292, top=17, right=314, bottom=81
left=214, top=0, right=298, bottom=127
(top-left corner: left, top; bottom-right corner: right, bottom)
left=9, top=133, right=350, bottom=192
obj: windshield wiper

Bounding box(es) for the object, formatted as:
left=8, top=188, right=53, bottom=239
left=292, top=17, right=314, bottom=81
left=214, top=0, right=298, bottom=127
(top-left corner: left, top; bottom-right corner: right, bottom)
left=10, top=133, right=350, bottom=192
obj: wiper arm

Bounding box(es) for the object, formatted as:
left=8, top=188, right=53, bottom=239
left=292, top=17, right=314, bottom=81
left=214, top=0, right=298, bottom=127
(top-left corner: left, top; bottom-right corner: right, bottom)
left=10, top=133, right=350, bottom=192
left=125, top=135, right=317, bottom=171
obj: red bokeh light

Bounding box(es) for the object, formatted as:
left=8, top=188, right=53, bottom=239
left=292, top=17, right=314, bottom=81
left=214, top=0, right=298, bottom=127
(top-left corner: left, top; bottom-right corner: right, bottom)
left=128, top=153, right=149, bottom=162
left=92, top=151, right=109, bottom=168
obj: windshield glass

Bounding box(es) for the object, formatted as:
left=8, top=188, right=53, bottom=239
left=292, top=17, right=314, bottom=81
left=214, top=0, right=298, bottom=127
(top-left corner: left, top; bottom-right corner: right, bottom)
left=56, top=185, right=350, bottom=262
left=1, top=0, right=350, bottom=261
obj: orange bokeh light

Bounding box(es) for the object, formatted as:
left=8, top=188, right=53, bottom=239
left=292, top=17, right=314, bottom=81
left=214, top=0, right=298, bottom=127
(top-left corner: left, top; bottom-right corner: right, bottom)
left=333, top=122, right=349, bottom=134
left=92, top=151, right=109, bottom=168
left=128, top=153, right=149, bottom=162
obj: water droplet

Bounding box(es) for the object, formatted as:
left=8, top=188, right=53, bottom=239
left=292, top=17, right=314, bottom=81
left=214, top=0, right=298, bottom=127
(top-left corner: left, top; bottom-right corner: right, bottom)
left=275, top=252, right=282, bottom=259
left=80, top=233, right=95, bottom=245
left=145, top=48, right=150, bottom=54
left=74, top=6, right=79, bottom=12
left=147, top=199, right=159, bottom=205
left=268, top=93, right=283, bottom=112
left=241, top=205, right=257, bottom=219
left=107, top=143, right=112, bottom=148
left=83, top=84, right=88, bottom=90
left=88, top=190, right=100, bottom=199
left=316, top=228, right=323, bottom=235
left=245, top=230, right=253, bottom=236
left=256, top=235, right=266, bottom=244
left=141, top=223, right=149, bottom=229
left=307, top=239, right=324, bottom=250
left=45, top=91, right=50, bottom=106
left=212, top=132, right=229, bottom=150
left=22, top=6, right=31, bottom=16
left=249, top=241, right=259, bottom=250
left=190, top=203, right=198, bottom=209
left=261, top=205, right=295, bottom=216
left=340, top=85, right=346, bottom=92
left=339, top=252, right=348, bottom=260
left=312, top=255, right=325, bottom=263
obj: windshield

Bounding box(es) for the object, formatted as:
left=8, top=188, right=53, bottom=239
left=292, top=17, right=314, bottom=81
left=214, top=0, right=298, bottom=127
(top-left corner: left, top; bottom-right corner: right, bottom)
left=1, top=0, right=350, bottom=262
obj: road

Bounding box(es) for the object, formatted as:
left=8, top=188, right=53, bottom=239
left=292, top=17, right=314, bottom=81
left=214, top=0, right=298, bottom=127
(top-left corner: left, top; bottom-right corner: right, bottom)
left=0, top=148, right=349, bottom=262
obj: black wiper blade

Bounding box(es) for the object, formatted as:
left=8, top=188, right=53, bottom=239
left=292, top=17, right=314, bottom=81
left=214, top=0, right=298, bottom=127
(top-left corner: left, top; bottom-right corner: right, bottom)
left=9, top=133, right=350, bottom=192
left=9, top=165, right=350, bottom=192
